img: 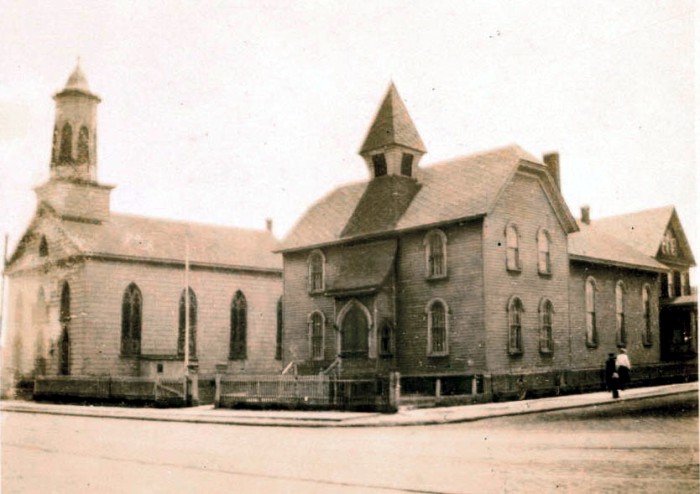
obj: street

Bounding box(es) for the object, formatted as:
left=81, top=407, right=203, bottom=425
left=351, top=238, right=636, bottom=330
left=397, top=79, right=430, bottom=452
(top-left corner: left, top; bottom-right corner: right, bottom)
left=2, top=393, right=697, bottom=493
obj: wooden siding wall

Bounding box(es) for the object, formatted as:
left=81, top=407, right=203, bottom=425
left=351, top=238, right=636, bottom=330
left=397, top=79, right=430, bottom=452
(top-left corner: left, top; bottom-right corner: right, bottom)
left=81, top=260, right=283, bottom=377
left=569, top=262, right=661, bottom=369
left=482, top=171, right=572, bottom=375
left=395, top=221, right=486, bottom=375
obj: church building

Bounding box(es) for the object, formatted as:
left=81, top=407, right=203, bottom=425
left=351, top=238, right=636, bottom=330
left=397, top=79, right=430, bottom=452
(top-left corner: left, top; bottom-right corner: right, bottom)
left=278, top=84, right=697, bottom=401
left=2, top=66, right=284, bottom=398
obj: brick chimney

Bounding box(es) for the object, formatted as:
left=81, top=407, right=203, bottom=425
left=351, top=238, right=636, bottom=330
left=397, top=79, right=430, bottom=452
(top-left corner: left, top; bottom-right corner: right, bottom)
left=581, top=205, right=590, bottom=225
left=265, top=218, right=273, bottom=233
left=543, top=152, right=560, bottom=190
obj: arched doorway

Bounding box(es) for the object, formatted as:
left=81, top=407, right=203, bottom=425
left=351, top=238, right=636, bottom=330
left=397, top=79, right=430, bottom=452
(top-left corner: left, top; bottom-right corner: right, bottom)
left=339, top=301, right=370, bottom=357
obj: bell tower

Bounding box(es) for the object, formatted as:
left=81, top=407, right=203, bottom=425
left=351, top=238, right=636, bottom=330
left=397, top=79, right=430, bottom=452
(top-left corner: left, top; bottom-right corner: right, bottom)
left=37, top=63, right=113, bottom=223
left=359, top=83, right=426, bottom=180
left=50, top=62, right=101, bottom=182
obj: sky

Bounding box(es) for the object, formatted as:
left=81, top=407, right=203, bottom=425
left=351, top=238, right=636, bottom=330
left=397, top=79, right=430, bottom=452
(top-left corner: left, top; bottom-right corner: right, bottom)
left=0, top=1, right=696, bottom=279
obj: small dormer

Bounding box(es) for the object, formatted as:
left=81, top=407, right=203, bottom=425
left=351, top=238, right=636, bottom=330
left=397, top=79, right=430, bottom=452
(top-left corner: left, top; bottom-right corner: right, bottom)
left=359, top=83, right=426, bottom=179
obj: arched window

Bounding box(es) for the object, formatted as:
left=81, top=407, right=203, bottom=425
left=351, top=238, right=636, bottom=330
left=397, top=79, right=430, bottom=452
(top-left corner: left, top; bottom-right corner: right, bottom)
left=508, top=297, right=524, bottom=355
left=427, top=299, right=448, bottom=356
left=178, top=288, right=197, bottom=358
left=615, top=281, right=626, bottom=347
left=59, top=326, right=70, bottom=376
left=308, top=311, right=324, bottom=360
left=59, top=123, right=73, bottom=162
left=340, top=301, right=370, bottom=357
left=39, top=236, right=48, bottom=257
left=230, top=291, right=247, bottom=360
left=424, top=230, right=447, bottom=278
left=642, top=284, right=652, bottom=347
left=537, top=229, right=551, bottom=275
left=379, top=321, right=393, bottom=356
left=506, top=224, right=520, bottom=271
left=60, top=282, right=71, bottom=323
left=77, top=126, right=90, bottom=163
left=276, top=297, right=283, bottom=360
left=121, top=284, right=142, bottom=356
left=585, top=277, right=598, bottom=347
left=308, top=250, right=325, bottom=293
left=539, top=299, right=554, bottom=354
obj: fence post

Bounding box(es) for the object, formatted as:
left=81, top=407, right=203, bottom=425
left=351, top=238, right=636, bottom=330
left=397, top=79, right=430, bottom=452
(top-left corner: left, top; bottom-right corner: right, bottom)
left=435, top=378, right=442, bottom=399
left=214, top=363, right=227, bottom=408
left=154, top=373, right=160, bottom=402
left=388, top=371, right=400, bottom=412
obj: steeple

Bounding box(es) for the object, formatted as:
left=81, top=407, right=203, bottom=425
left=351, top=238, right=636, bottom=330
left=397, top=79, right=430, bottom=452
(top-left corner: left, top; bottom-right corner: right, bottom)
left=359, top=83, right=426, bottom=179
left=37, top=63, right=112, bottom=223
left=50, top=62, right=101, bottom=182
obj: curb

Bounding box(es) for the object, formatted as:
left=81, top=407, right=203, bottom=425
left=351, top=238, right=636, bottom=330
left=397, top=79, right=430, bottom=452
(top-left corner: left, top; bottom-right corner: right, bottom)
left=2, top=383, right=697, bottom=428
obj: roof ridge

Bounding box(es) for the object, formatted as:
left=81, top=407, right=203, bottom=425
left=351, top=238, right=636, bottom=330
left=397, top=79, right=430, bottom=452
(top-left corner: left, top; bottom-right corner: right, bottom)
left=109, top=212, right=273, bottom=234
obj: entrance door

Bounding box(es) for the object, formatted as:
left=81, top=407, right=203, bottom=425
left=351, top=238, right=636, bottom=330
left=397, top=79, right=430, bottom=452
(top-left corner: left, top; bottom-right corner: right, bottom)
left=341, top=304, right=369, bottom=357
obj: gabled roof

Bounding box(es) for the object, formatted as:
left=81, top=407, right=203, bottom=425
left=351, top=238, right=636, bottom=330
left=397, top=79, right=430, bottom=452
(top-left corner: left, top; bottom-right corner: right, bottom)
left=280, top=145, right=576, bottom=252
left=590, top=206, right=695, bottom=265
left=8, top=208, right=282, bottom=273
left=568, top=220, right=667, bottom=272
left=359, top=83, right=426, bottom=154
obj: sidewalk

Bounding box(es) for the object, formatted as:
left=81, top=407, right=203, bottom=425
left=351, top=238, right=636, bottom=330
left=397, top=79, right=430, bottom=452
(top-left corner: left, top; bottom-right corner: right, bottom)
left=1, top=382, right=696, bottom=428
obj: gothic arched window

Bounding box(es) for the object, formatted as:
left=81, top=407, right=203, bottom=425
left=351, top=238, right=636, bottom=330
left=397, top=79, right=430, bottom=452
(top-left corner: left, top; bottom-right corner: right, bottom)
left=615, top=281, right=626, bottom=347
left=308, top=250, right=325, bottom=293
left=424, top=230, right=447, bottom=278
left=178, top=288, right=197, bottom=358
left=59, top=123, right=73, bottom=162
left=585, top=277, right=598, bottom=347
left=539, top=299, right=554, bottom=354
left=39, top=236, right=48, bottom=257
left=121, top=283, right=142, bottom=356
left=340, top=302, right=370, bottom=357
left=230, top=291, right=247, bottom=360
left=60, top=282, right=71, bottom=323
left=276, top=297, right=283, bottom=360
left=77, top=126, right=90, bottom=163
left=427, top=299, right=449, bottom=356
left=506, top=224, right=520, bottom=271
left=537, top=229, right=551, bottom=275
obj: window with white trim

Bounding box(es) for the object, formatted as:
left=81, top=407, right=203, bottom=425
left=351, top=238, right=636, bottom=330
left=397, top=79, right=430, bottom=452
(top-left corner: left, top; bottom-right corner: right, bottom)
left=508, top=297, right=524, bottom=355
left=506, top=224, right=520, bottom=271
left=642, top=284, right=652, bottom=347
left=309, top=311, right=324, bottom=360
left=539, top=298, right=553, bottom=354
left=585, top=277, right=598, bottom=347
left=427, top=299, right=448, bottom=356
left=537, top=229, right=551, bottom=275
left=615, top=281, right=626, bottom=347
left=424, top=229, right=447, bottom=279
left=308, top=250, right=325, bottom=293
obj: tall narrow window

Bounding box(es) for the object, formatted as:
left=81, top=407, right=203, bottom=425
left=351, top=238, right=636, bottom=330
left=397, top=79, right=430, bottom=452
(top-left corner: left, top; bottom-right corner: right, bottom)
left=121, top=283, right=142, bottom=356
left=59, top=282, right=71, bottom=376
left=60, top=282, right=71, bottom=323
left=275, top=297, right=283, bottom=360
left=77, top=126, right=90, bottom=163
left=308, top=251, right=325, bottom=293
left=585, top=278, right=597, bottom=347
left=672, top=271, right=682, bottom=297
left=401, top=153, right=414, bottom=177
left=642, top=285, right=652, bottom=347
left=230, top=291, right=247, bottom=360
left=39, top=236, right=48, bottom=257
left=539, top=299, right=553, bottom=353
left=178, top=288, right=197, bottom=358
left=35, top=287, right=48, bottom=326
left=59, top=123, right=73, bottom=162
left=427, top=299, right=448, bottom=356
left=379, top=321, right=393, bottom=356
left=51, top=125, right=58, bottom=165
left=309, top=311, right=324, bottom=360
left=506, top=225, right=520, bottom=271
left=372, top=154, right=387, bottom=177
left=425, top=230, right=447, bottom=278
left=537, top=229, right=551, bottom=275
left=508, top=297, right=523, bottom=355
left=616, top=281, right=626, bottom=347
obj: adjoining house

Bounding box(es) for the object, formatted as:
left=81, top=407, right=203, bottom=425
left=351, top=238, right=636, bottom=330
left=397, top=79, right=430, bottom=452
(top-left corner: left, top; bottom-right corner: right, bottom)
left=2, top=66, right=283, bottom=403
left=278, top=83, right=697, bottom=404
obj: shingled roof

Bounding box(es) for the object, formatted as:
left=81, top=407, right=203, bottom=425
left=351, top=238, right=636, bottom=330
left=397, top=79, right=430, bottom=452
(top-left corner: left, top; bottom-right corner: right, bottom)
left=359, top=83, right=426, bottom=154
left=280, top=144, right=570, bottom=252
left=9, top=209, right=282, bottom=273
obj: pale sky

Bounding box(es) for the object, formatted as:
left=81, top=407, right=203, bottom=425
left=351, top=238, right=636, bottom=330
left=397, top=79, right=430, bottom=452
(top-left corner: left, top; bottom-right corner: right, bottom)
left=0, top=1, right=696, bottom=279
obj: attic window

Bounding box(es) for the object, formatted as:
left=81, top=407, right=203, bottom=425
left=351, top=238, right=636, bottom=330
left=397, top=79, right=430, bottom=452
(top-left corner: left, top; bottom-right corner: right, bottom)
left=39, top=236, right=49, bottom=257
left=662, top=230, right=678, bottom=256
left=372, top=154, right=387, bottom=177
left=401, top=153, right=414, bottom=177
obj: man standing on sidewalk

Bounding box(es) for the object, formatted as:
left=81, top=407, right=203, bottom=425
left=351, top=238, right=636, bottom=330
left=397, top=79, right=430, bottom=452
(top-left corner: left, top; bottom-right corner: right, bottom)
left=605, top=353, right=620, bottom=399
left=616, top=348, right=631, bottom=390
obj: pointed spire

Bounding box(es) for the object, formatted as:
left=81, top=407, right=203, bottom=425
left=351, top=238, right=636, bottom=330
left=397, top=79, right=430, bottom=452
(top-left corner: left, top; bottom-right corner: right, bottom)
left=55, top=61, right=100, bottom=101
left=360, top=83, right=426, bottom=154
